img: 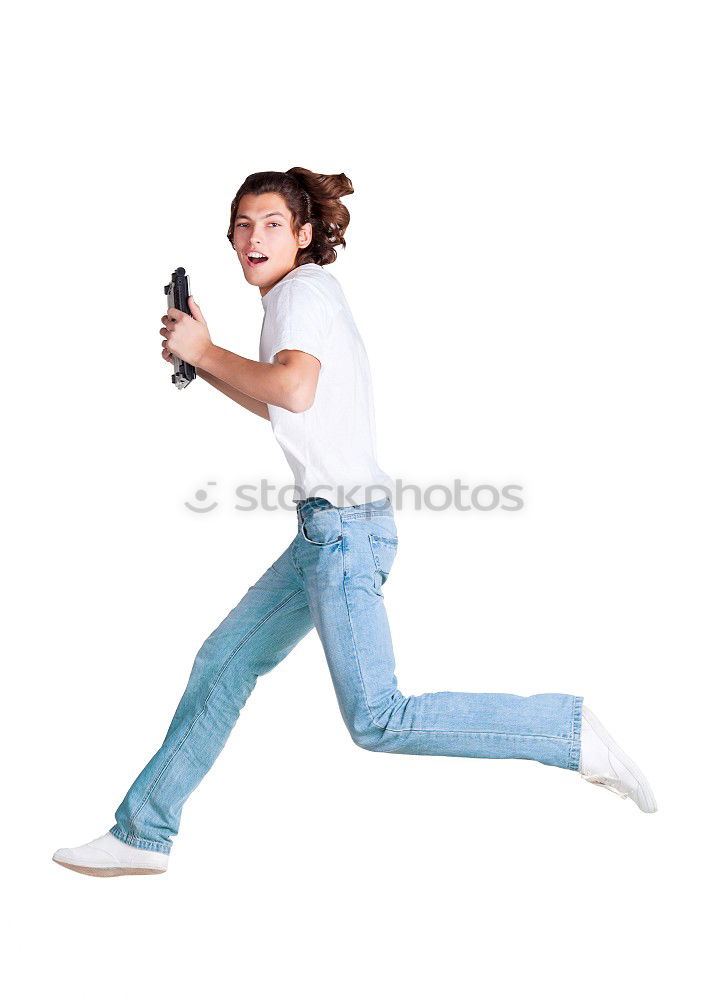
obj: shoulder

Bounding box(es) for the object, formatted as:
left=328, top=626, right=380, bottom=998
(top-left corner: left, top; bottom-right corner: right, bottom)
left=273, top=265, right=341, bottom=320
left=290, top=263, right=339, bottom=297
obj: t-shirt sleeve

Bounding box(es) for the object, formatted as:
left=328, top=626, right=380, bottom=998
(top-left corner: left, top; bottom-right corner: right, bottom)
left=265, top=279, right=331, bottom=367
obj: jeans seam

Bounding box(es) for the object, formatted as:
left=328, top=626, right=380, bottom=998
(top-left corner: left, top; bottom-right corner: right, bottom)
left=340, top=532, right=391, bottom=735
left=290, top=541, right=302, bottom=579
left=127, top=587, right=303, bottom=833
left=368, top=710, right=581, bottom=739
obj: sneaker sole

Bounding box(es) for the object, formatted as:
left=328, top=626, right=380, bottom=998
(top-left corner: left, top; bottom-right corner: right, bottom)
left=52, top=858, right=167, bottom=877
left=583, top=707, right=658, bottom=812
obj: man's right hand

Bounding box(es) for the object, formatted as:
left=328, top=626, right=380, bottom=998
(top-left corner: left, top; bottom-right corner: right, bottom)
left=159, top=319, right=173, bottom=363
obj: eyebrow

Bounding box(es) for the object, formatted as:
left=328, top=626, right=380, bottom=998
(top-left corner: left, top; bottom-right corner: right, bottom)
left=234, top=211, right=287, bottom=221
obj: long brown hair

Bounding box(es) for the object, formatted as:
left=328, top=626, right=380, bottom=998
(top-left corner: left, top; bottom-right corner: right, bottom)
left=226, top=168, right=354, bottom=267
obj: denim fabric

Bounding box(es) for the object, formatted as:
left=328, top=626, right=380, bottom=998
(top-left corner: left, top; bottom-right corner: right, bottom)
left=110, top=497, right=583, bottom=855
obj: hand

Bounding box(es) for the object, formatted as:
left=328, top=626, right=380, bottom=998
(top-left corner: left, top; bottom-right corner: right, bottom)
left=160, top=295, right=212, bottom=368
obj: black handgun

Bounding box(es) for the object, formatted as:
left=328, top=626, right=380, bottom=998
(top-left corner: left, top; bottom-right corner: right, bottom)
left=164, top=266, right=197, bottom=390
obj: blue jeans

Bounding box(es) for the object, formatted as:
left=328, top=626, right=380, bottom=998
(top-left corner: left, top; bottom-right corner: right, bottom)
left=110, top=497, right=583, bottom=855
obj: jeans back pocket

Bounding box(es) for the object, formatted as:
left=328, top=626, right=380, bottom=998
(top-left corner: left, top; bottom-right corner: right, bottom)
left=368, top=532, right=398, bottom=591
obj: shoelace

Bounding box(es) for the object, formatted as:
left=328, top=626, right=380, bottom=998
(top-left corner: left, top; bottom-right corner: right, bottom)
left=580, top=773, right=629, bottom=799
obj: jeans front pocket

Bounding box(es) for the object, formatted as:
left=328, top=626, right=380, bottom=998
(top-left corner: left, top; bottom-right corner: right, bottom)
left=300, top=514, right=343, bottom=547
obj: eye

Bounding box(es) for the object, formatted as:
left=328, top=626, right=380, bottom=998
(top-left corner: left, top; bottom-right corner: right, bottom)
left=268, top=222, right=280, bottom=227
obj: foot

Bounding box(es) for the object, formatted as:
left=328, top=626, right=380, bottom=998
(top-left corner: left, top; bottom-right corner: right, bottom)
left=579, top=705, right=657, bottom=813
left=52, top=831, right=169, bottom=877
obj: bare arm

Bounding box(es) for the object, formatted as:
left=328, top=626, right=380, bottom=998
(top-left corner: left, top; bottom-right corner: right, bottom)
left=196, top=366, right=271, bottom=421
left=198, top=344, right=320, bottom=413
left=159, top=300, right=319, bottom=413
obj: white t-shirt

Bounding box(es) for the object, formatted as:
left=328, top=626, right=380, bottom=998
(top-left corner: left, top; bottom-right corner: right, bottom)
left=258, top=262, right=394, bottom=507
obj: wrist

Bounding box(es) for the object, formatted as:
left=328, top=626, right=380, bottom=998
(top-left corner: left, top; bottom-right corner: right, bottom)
left=197, top=341, right=219, bottom=372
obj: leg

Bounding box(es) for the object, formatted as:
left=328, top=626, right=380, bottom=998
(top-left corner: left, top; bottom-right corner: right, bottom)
left=293, top=498, right=582, bottom=770
left=109, top=540, right=312, bottom=854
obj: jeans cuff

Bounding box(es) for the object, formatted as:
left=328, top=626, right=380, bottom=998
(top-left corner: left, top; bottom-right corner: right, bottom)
left=567, top=695, right=584, bottom=771
left=109, top=823, right=171, bottom=856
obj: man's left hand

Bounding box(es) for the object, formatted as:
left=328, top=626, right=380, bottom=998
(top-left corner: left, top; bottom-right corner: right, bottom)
left=160, top=295, right=213, bottom=368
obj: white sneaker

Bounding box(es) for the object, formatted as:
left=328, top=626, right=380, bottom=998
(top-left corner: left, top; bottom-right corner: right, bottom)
left=579, top=705, right=657, bottom=813
left=52, top=831, right=169, bottom=877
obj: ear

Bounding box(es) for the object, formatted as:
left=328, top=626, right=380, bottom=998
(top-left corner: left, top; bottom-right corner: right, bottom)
left=298, top=221, right=313, bottom=249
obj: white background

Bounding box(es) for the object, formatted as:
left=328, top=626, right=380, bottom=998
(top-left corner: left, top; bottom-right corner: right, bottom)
left=3, top=1, right=706, bottom=996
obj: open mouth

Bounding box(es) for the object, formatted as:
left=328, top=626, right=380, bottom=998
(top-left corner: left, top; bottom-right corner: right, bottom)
left=246, top=252, right=269, bottom=267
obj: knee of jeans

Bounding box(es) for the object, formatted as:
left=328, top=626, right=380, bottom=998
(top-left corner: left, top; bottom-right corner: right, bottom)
left=349, top=719, right=386, bottom=752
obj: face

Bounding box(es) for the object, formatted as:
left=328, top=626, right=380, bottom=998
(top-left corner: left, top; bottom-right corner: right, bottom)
left=232, top=192, right=313, bottom=296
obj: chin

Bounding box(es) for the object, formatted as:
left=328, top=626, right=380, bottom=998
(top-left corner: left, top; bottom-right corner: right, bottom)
left=241, top=264, right=265, bottom=284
